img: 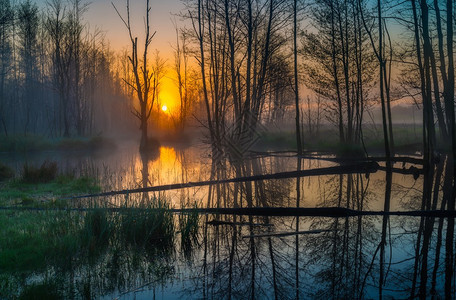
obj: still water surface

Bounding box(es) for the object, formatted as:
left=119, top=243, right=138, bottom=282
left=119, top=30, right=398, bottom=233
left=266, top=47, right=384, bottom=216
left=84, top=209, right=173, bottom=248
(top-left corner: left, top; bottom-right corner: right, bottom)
left=2, top=144, right=453, bottom=299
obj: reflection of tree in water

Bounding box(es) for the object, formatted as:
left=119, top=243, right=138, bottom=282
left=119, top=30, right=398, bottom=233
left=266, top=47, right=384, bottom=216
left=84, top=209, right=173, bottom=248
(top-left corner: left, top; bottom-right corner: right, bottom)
left=139, top=150, right=159, bottom=203
left=39, top=153, right=456, bottom=298
left=299, top=158, right=456, bottom=298
left=304, top=173, right=376, bottom=299
left=209, top=156, right=293, bottom=209
left=179, top=156, right=298, bottom=299
left=76, top=246, right=175, bottom=298
left=407, top=157, right=454, bottom=298
left=181, top=215, right=301, bottom=299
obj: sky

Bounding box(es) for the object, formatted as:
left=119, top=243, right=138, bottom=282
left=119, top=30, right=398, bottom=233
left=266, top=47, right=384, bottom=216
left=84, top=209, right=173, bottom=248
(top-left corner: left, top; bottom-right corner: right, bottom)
left=83, top=0, right=187, bottom=112
left=86, top=0, right=184, bottom=56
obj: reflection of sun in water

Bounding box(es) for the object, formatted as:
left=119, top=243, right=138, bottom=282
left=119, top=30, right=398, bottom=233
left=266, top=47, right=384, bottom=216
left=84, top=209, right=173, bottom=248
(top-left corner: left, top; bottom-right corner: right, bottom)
left=161, top=105, right=168, bottom=112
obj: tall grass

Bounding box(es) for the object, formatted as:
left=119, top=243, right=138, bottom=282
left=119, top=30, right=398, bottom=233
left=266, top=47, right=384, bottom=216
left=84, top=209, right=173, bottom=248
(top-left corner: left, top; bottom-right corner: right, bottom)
left=118, top=198, right=175, bottom=252
left=81, top=208, right=113, bottom=255
left=179, top=206, right=199, bottom=255
left=0, top=196, right=203, bottom=298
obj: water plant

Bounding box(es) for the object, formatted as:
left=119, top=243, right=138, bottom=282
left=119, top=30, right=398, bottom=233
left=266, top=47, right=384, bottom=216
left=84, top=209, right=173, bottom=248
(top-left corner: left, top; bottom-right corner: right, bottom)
left=179, top=206, right=200, bottom=255
left=119, top=198, right=175, bottom=253
left=0, top=195, right=198, bottom=298
left=81, top=208, right=113, bottom=255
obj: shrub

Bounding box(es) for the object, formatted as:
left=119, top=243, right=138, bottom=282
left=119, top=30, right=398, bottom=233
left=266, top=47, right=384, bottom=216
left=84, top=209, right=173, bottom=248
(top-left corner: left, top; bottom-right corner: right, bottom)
left=88, top=136, right=116, bottom=151
left=0, top=135, right=51, bottom=152
left=335, top=143, right=366, bottom=159
left=0, top=163, right=14, bottom=181
left=22, top=161, right=58, bottom=183
left=56, top=136, right=116, bottom=152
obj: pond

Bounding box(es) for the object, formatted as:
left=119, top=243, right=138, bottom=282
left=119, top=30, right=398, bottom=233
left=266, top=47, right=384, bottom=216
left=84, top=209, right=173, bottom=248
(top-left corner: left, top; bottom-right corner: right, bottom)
left=1, top=143, right=454, bottom=299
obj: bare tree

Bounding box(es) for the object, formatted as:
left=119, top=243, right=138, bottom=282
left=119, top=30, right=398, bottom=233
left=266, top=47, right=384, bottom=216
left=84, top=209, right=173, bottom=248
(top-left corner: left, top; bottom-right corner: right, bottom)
left=302, top=0, right=375, bottom=146
left=173, top=24, right=188, bottom=130
left=46, top=0, right=71, bottom=137
left=293, top=0, right=302, bottom=154
left=0, top=0, right=13, bottom=136
left=17, top=0, right=39, bottom=134
left=113, top=0, right=157, bottom=151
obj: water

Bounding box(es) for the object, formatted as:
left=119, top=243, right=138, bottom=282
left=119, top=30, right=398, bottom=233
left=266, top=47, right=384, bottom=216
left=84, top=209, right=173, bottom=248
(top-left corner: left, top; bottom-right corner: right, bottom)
left=1, top=144, right=453, bottom=299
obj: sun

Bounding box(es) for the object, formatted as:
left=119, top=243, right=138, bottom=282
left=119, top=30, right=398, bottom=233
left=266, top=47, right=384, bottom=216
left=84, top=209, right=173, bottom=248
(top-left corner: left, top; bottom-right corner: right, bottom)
left=161, top=105, right=168, bottom=112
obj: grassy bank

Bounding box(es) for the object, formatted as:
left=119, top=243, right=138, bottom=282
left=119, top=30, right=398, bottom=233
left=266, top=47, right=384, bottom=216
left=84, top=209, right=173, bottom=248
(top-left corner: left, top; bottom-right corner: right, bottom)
left=0, top=160, right=101, bottom=207
left=0, top=175, right=100, bottom=207
left=0, top=135, right=115, bottom=153
left=256, top=124, right=423, bottom=156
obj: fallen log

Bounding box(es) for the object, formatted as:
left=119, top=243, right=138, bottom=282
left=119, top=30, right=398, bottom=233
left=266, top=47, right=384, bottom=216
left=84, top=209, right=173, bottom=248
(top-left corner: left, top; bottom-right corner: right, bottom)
left=207, top=220, right=274, bottom=227
left=249, top=150, right=425, bottom=165
left=242, top=229, right=335, bottom=238
left=3, top=206, right=456, bottom=218
left=65, top=161, right=380, bottom=200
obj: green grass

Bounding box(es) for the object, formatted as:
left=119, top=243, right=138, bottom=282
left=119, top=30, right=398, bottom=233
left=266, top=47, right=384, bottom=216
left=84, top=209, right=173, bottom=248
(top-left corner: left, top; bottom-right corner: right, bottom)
left=119, top=198, right=175, bottom=252
left=22, top=161, right=58, bottom=183
left=0, top=202, right=182, bottom=273
left=0, top=210, right=82, bottom=273
left=81, top=208, right=113, bottom=255
left=0, top=197, right=199, bottom=297
left=0, top=175, right=101, bottom=207
left=179, top=206, right=199, bottom=256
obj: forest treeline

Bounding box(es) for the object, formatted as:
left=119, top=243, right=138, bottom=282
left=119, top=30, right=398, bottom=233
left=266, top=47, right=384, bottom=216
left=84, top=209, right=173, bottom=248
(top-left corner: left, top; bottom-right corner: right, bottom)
left=0, top=0, right=138, bottom=138
left=1, top=0, right=455, bottom=162
left=178, top=0, right=455, bottom=163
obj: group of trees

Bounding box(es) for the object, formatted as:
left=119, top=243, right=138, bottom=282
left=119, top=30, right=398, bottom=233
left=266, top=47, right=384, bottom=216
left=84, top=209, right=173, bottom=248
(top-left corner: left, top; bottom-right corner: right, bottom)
left=302, top=0, right=376, bottom=145
left=182, top=0, right=297, bottom=158
left=172, top=0, right=456, bottom=165
left=2, top=0, right=456, bottom=159
left=0, top=0, right=136, bottom=138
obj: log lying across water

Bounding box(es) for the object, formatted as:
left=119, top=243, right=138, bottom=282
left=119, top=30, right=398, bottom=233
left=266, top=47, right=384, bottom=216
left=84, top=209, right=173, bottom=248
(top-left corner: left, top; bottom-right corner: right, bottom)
left=207, top=220, right=274, bottom=227
left=67, top=161, right=380, bottom=200
left=2, top=206, right=456, bottom=218
left=242, top=229, right=336, bottom=238
left=250, top=150, right=425, bottom=166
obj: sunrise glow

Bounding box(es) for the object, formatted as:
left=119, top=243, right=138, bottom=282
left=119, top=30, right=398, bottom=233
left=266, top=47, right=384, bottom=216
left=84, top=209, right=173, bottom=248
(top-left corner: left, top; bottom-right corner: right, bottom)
left=161, top=105, right=168, bottom=112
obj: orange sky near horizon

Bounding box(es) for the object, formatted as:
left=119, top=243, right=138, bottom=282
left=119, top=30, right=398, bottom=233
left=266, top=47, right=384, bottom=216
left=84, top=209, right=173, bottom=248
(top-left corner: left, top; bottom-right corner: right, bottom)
left=85, top=0, right=186, bottom=112
left=59, top=0, right=413, bottom=118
